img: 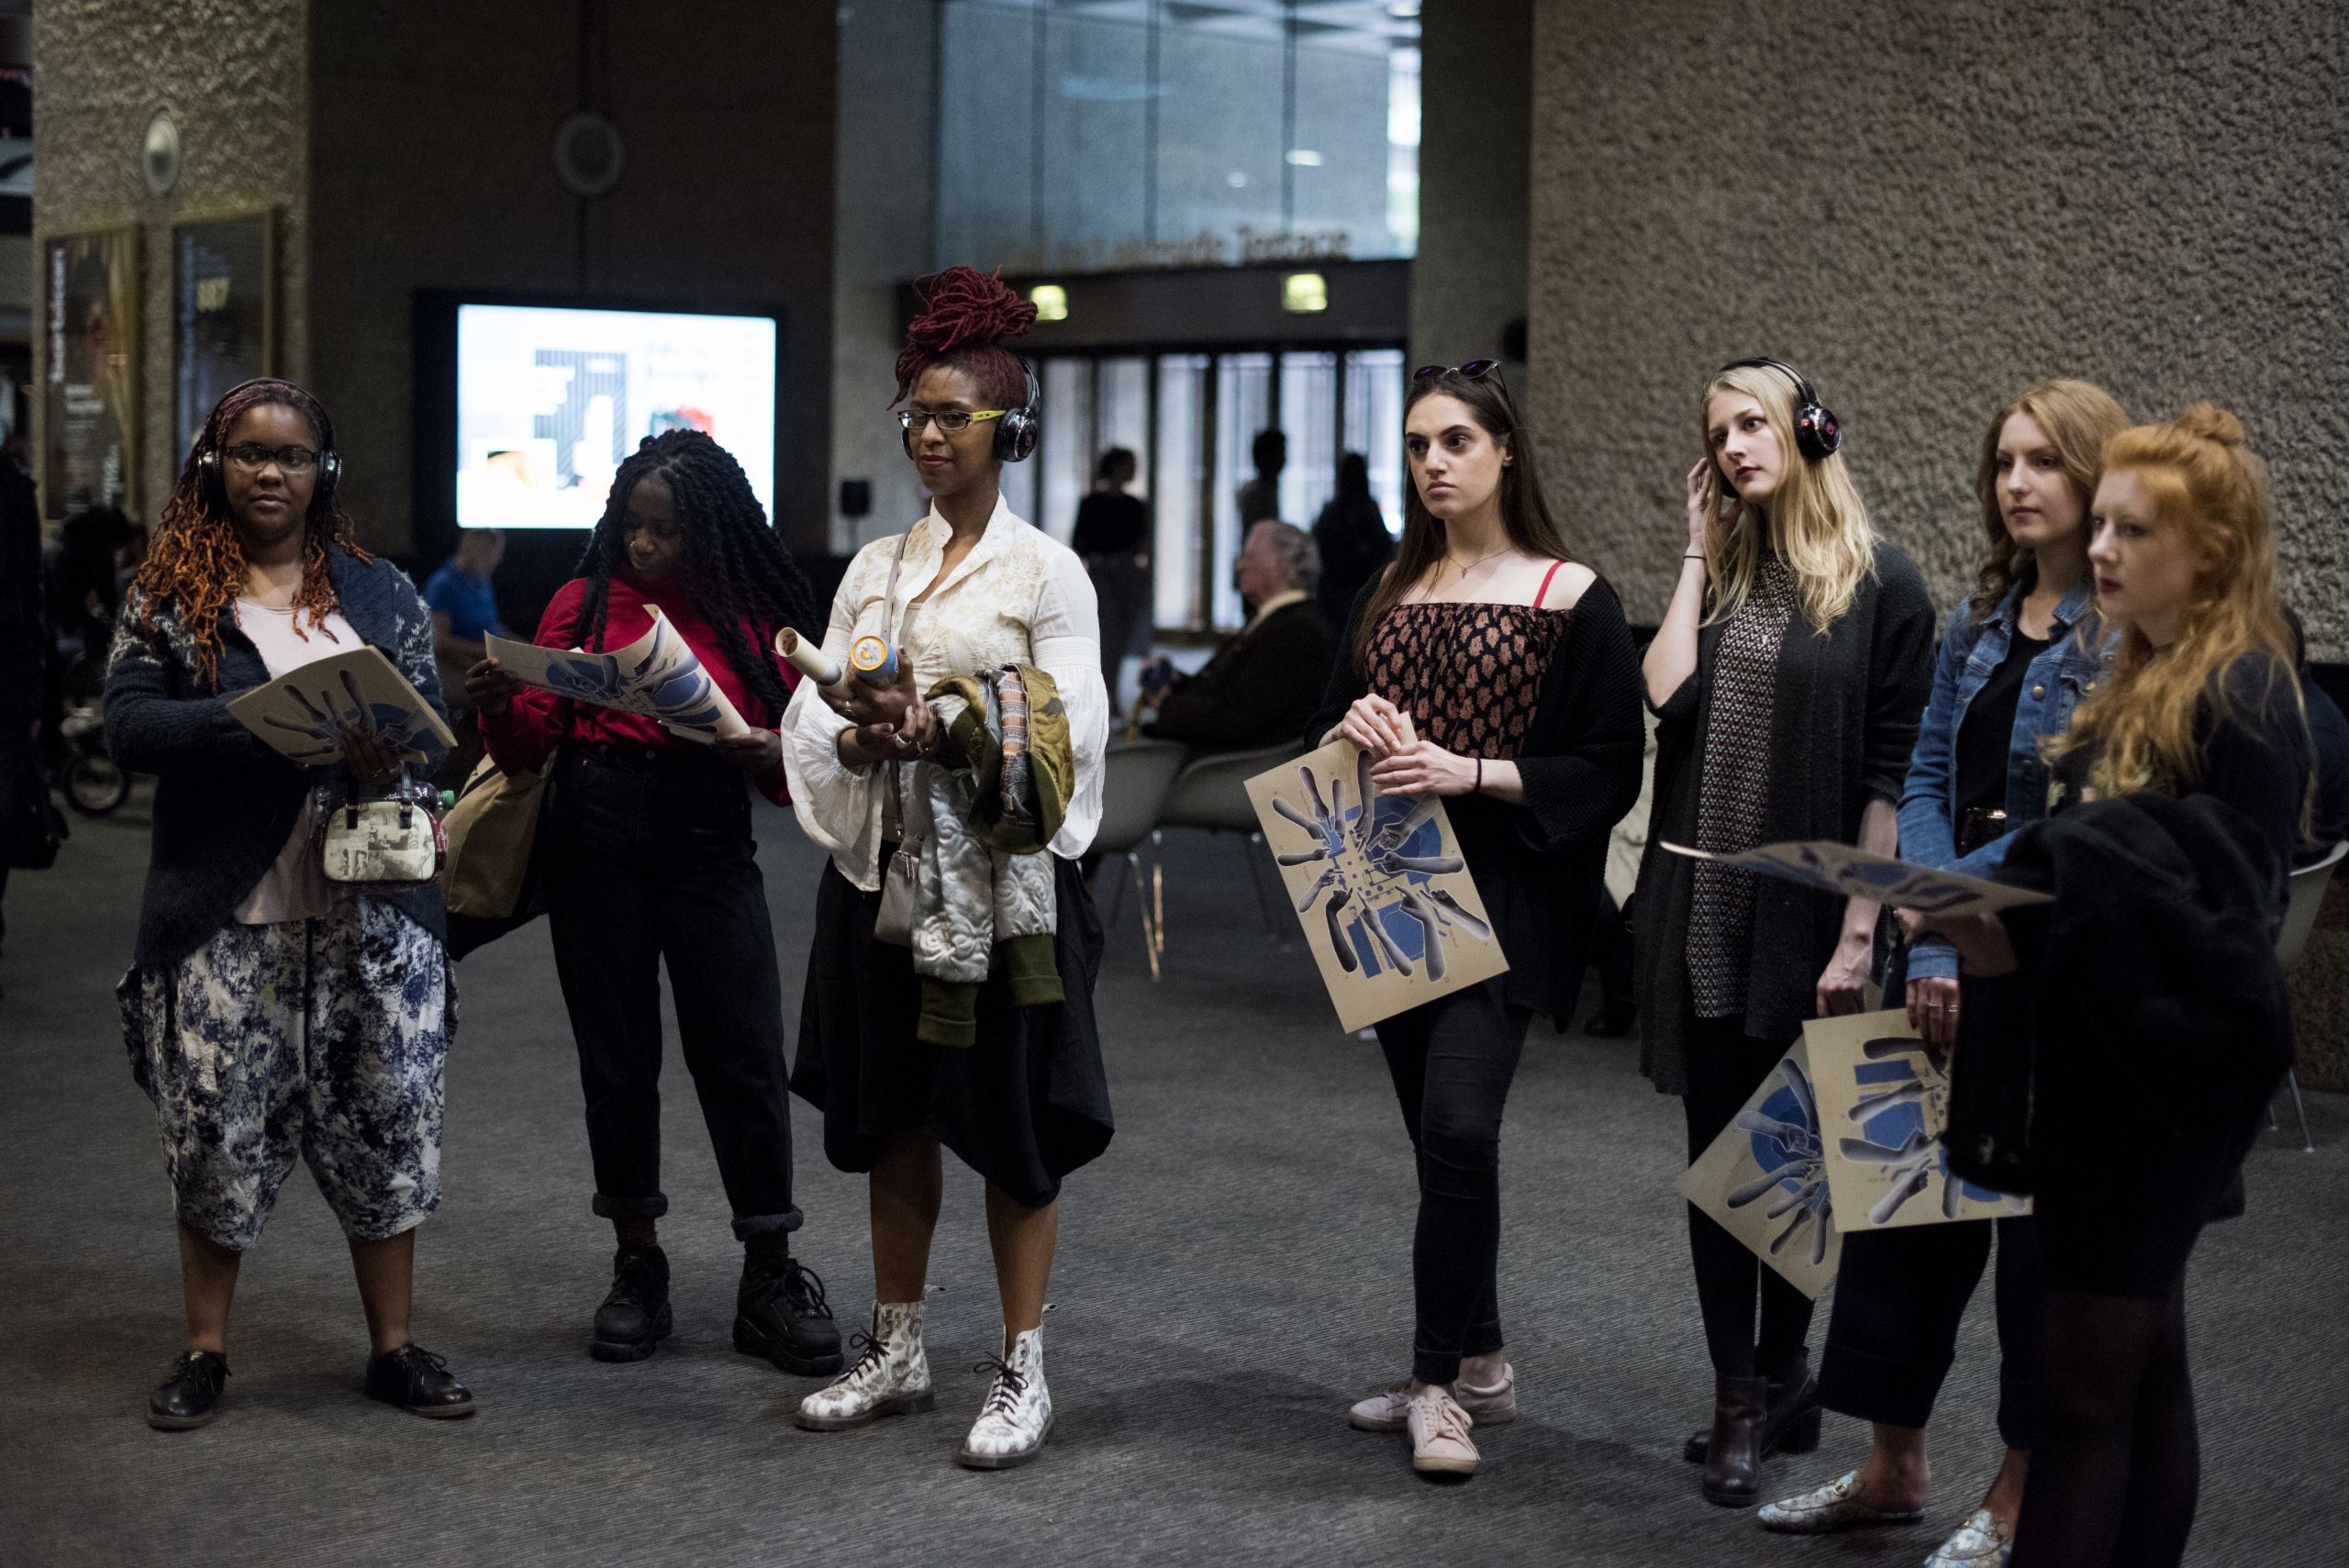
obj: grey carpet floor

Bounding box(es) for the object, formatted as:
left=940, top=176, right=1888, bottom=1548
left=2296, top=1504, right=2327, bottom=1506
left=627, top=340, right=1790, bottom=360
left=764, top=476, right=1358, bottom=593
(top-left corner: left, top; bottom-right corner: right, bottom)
left=3, top=789, right=2344, bottom=1567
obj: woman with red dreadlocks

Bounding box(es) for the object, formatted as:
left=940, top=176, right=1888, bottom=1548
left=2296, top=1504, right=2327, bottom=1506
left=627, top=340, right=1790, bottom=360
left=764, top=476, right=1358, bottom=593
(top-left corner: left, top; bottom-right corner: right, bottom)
left=784, top=267, right=1112, bottom=1469
left=106, top=379, right=472, bottom=1430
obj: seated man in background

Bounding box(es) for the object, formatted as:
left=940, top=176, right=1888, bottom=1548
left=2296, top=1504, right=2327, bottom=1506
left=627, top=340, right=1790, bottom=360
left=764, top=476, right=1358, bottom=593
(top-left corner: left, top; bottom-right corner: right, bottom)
left=1140, top=519, right=1331, bottom=754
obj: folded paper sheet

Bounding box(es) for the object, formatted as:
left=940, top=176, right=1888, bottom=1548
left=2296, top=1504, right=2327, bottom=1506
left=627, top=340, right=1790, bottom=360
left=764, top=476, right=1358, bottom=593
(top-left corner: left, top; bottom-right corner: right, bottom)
left=1677, top=1039, right=1842, bottom=1299
left=1805, top=1008, right=2032, bottom=1230
left=1660, top=839, right=2054, bottom=917
left=1246, top=738, right=1509, bottom=1033
left=228, top=646, right=456, bottom=765
left=486, top=605, right=747, bottom=741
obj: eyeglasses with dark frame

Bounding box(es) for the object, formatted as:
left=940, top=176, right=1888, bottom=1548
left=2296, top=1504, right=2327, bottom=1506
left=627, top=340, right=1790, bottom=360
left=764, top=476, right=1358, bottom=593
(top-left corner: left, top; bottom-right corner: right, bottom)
left=896, top=407, right=1009, bottom=434
left=221, top=443, right=322, bottom=474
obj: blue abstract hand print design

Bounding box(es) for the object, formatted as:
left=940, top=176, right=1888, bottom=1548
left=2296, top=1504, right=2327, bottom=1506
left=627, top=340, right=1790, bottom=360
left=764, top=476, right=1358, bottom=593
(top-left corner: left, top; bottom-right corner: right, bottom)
left=255, top=662, right=451, bottom=767
left=1725, top=1055, right=1834, bottom=1267
left=514, top=613, right=731, bottom=737
left=1834, top=1031, right=2016, bottom=1224
left=1267, top=751, right=1493, bottom=986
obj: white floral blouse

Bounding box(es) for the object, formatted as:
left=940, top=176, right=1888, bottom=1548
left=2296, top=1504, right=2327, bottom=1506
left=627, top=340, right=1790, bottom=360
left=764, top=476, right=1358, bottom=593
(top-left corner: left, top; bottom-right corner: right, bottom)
left=782, top=496, right=1109, bottom=891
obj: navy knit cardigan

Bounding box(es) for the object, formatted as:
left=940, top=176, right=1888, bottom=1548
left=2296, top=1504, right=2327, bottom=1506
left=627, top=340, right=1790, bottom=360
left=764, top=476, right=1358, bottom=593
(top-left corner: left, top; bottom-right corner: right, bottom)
left=104, top=545, right=450, bottom=968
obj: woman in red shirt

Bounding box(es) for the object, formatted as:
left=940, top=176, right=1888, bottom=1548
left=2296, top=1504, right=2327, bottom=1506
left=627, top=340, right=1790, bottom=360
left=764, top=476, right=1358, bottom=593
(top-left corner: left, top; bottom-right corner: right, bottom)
left=467, top=428, right=841, bottom=1376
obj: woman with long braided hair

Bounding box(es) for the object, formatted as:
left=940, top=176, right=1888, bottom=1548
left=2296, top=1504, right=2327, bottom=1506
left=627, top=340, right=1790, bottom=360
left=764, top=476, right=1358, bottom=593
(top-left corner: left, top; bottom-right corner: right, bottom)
left=783, top=266, right=1112, bottom=1469
left=107, top=378, right=472, bottom=1429
left=467, top=428, right=843, bottom=1376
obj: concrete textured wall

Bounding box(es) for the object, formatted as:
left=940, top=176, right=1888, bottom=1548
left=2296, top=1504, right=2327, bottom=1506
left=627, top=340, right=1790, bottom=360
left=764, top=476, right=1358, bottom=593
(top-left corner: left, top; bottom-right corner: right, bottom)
left=1409, top=0, right=1529, bottom=383
left=309, top=1, right=839, bottom=556
left=831, top=0, right=936, bottom=554
left=33, top=0, right=310, bottom=518
left=1527, top=1, right=2349, bottom=649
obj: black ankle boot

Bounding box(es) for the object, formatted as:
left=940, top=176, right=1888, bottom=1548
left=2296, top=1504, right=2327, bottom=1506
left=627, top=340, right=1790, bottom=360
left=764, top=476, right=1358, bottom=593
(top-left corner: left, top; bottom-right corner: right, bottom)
left=147, top=1350, right=229, bottom=1430
left=733, top=1251, right=843, bottom=1376
left=1682, top=1360, right=1822, bottom=1462
left=1757, top=1354, right=1822, bottom=1457
left=1701, top=1373, right=1768, bottom=1507
left=590, top=1244, right=672, bottom=1362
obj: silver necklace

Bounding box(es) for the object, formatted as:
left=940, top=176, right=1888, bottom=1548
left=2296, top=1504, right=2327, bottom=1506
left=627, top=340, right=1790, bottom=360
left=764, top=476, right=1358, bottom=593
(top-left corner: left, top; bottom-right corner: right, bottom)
left=1444, top=544, right=1511, bottom=580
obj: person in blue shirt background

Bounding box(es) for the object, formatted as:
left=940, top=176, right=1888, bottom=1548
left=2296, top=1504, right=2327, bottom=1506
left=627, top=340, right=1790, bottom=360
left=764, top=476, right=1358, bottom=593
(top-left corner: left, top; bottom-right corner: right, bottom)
left=424, top=528, right=508, bottom=663
left=423, top=528, right=508, bottom=781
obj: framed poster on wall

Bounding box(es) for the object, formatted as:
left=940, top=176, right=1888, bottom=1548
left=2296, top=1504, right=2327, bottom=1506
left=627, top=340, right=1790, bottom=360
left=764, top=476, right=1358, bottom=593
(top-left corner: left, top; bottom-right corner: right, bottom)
left=41, top=226, right=140, bottom=521
left=173, top=209, right=276, bottom=466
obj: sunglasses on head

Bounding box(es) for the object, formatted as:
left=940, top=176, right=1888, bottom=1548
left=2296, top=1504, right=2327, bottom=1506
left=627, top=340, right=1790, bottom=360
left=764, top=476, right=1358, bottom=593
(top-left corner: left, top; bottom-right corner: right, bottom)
left=1412, top=360, right=1502, bottom=383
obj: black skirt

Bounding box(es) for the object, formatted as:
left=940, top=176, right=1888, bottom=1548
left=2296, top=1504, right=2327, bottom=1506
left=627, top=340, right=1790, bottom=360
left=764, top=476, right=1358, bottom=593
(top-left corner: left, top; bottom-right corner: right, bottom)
left=792, top=852, right=1113, bottom=1207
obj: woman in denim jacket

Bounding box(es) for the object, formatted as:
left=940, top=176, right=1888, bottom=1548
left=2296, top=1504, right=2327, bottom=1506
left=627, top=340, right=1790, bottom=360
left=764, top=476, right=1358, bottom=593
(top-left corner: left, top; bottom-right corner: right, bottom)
left=1757, top=380, right=2127, bottom=1565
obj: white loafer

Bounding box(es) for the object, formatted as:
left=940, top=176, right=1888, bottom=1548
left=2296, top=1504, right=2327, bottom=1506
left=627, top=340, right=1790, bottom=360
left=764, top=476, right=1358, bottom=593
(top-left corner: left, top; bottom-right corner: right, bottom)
left=1757, top=1470, right=1927, bottom=1533
left=1923, top=1507, right=2015, bottom=1567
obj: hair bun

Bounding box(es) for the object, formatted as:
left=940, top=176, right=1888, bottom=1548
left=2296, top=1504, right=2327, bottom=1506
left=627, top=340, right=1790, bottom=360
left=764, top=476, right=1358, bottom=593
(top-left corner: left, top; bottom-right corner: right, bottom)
left=905, top=266, right=1036, bottom=359
left=2174, top=403, right=2246, bottom=449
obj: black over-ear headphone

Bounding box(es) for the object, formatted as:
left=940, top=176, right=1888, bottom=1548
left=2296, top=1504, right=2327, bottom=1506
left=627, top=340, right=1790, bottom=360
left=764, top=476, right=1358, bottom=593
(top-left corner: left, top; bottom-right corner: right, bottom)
left=196, top=378, right=345, bottom=508
left=1720, top=357, right=1842, bottom=462
left=994, top=359, right=1041, bottom=464
left=900, top=359, right=1041, bottom=466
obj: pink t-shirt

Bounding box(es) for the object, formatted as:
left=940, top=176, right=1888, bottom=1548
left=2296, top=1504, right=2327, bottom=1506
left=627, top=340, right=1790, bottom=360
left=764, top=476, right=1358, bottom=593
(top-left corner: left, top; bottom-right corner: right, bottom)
left=233, top=599, right=363, bottom=925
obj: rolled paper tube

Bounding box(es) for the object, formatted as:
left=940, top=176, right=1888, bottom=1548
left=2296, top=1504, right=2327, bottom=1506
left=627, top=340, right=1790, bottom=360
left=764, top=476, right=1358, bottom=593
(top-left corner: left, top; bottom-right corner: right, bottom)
left=774, top=627, right=846, bottom=689
left=848, top=634, right=900, bottom=686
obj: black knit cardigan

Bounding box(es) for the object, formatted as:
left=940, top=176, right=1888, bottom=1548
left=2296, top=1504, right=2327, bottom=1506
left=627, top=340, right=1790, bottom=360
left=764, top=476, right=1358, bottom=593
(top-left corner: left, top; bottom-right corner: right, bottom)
left=103, top=545, right=450, bottom=968
left=1631, top=542, right=1935, bottom=1094
left=1308, top=573, right=1646, bottom=1022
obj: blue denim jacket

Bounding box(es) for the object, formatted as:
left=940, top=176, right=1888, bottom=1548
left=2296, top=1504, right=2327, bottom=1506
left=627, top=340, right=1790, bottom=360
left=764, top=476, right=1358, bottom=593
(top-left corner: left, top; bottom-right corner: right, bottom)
left=1898, top=576, right=2110, bottom=981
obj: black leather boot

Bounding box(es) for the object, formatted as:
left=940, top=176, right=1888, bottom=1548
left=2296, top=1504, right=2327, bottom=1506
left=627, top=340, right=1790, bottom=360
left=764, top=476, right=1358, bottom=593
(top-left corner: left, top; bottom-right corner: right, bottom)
left=147, top=1351, right=229, bottom=1430
left=591, top=1244, right=673, bottom=1362
left=1701, top=1373, right=1768, bottom=1507
left=1682, top=1358, right=1823, bottom=1462
left=733, top=1251, right=843, bottom=1376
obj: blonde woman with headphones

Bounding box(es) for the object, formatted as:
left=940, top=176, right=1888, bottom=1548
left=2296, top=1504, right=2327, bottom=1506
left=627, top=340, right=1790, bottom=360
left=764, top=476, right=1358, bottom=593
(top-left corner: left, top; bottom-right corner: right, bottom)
left=1631, top=359, right=1936, bottom=1506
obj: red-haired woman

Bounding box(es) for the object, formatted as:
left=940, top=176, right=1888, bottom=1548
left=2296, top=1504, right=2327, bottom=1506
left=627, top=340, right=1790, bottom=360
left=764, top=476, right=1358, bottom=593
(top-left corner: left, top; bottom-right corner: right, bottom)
left=783, top=268, right=1112, bottom=1470
left=106, top=380, right=471, bottom=1429
left=1928, top=406, right=2311, bottom=1564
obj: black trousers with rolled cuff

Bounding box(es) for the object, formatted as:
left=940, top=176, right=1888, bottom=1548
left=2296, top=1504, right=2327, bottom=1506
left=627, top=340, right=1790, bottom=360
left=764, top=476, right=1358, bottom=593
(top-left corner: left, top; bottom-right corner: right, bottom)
left=542, top=743, right=802, bottom=1240
left=1820, top=1214, right=2043, bottom=1448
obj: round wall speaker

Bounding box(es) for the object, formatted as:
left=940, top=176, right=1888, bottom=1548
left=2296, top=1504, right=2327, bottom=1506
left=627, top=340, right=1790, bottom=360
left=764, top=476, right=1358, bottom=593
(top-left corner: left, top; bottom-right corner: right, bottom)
left=141, top=110, right=182, bottom=195
left=553, top=110, right=625, bottom=198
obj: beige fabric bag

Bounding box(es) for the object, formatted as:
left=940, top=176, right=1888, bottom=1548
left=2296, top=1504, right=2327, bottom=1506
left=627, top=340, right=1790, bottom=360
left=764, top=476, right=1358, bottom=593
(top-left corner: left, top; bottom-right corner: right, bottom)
left=441, top=754, right=550, bottom=919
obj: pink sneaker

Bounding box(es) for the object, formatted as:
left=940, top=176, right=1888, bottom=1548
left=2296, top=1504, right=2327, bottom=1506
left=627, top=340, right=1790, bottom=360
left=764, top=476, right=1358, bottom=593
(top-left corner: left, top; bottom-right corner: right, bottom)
left=1348, top=1363, right=1516, bottom=1432
left=1408, top=1386, right=1479, bottom=1477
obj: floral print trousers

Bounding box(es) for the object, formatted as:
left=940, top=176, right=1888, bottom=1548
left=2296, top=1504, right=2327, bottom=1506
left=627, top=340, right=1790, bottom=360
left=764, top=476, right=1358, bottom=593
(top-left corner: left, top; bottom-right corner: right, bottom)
left=118, top=899, right=453, bottom=1251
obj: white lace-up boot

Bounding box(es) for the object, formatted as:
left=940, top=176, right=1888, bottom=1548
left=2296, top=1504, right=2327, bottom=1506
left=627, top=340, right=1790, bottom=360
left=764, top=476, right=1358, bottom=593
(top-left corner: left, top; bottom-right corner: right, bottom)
left=955, top=1326, right=1052, bottom=1470
left=795, top=1300, right=933, bottom=1431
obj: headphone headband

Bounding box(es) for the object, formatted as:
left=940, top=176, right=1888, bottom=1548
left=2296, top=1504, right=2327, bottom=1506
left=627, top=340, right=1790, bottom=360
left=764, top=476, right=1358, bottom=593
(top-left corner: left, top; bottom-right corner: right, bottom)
left=195, top=378, right=344, bottom=504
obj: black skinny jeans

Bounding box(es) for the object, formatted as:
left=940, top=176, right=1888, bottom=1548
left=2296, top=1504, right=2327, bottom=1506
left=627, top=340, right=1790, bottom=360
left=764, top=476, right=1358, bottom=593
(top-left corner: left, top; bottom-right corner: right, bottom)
left=1683, top=1016, right=1816, bottom=1381
left=543, top=744, right=801, bottom=1240
left=1820, top=1215, right=2042, bottom=1448
left=1375, top=976, right=1531, bottom=1386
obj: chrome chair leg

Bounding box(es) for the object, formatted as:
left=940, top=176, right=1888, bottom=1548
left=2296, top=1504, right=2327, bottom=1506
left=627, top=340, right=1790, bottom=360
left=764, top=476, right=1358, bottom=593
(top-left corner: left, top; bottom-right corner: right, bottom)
left=2286, top=1068, right=2314, bottom=1152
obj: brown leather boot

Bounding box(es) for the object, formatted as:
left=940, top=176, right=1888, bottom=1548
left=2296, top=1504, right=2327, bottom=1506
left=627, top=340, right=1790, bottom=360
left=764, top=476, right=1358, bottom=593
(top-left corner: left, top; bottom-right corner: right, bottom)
left=1701, top=1373, right=1768, bottom=1507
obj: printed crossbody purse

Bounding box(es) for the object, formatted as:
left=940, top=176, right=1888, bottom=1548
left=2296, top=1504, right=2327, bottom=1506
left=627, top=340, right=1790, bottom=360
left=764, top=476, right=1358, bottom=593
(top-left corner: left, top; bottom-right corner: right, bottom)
left=322, top=762, right=447, bottom=887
